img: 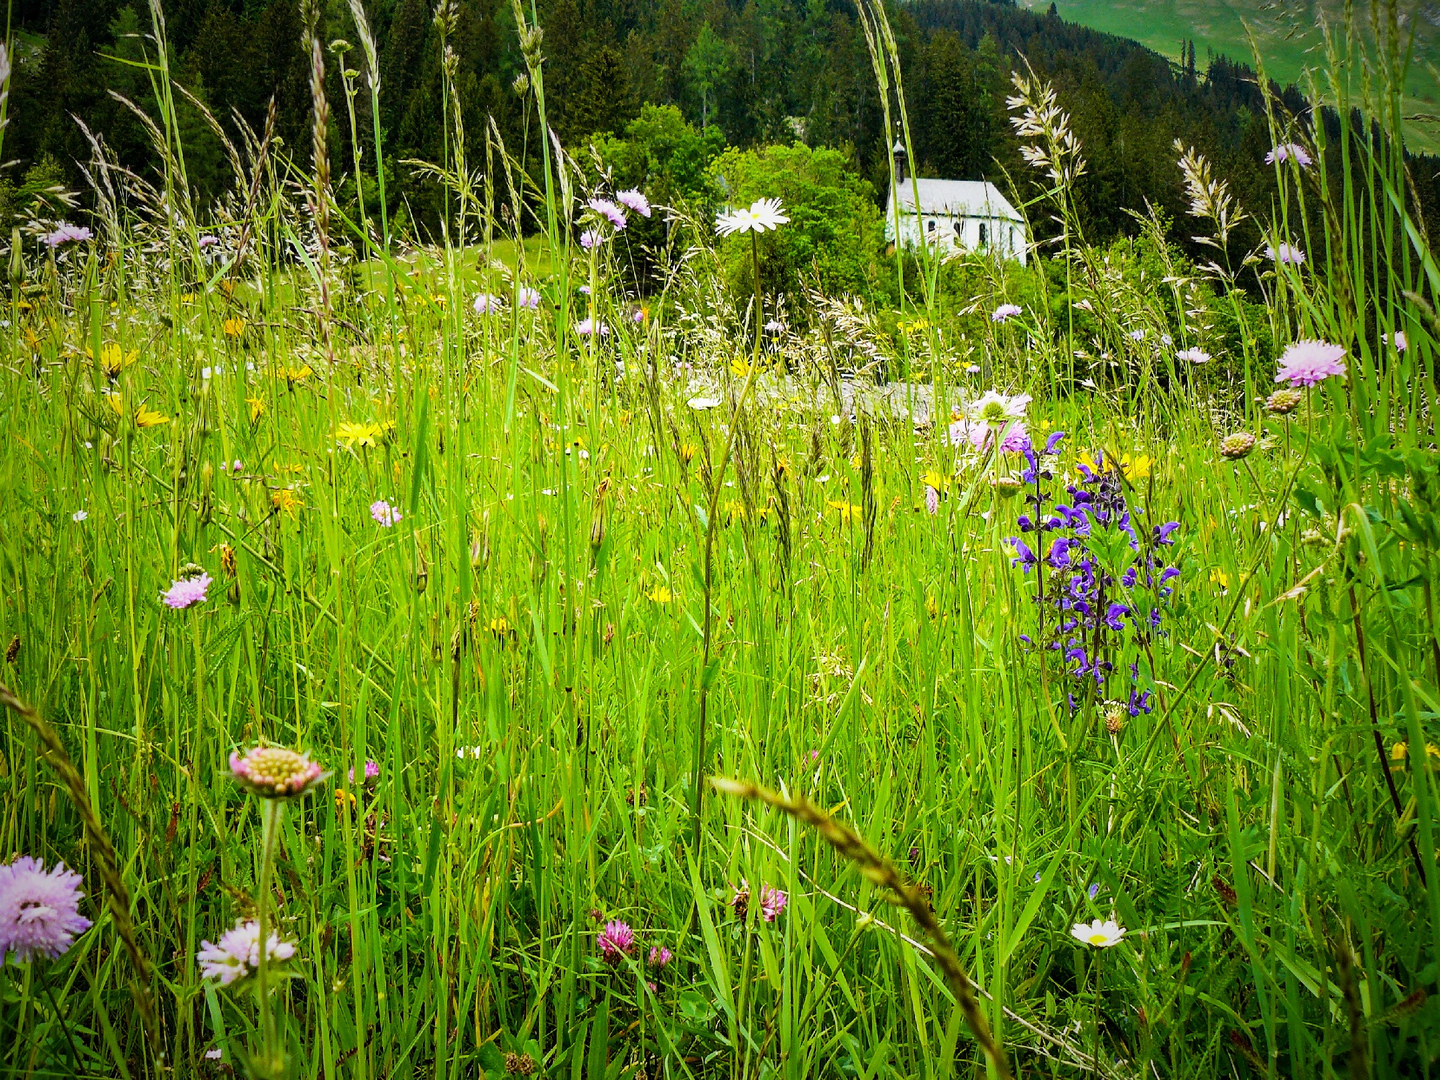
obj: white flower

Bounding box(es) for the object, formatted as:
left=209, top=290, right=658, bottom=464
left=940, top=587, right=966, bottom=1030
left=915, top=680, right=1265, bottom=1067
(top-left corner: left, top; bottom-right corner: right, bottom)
left=715, top=198, right=789, bottom=237
left=1177, top=347, right=1211, bottom=364
left=72, top=510, right=88, bottom=522
left=968, top=390, right=1031, bottom=425
left=687, top=396, right=721, bottom=410
left=1071, top=918, right=1126, bottom=948
left=197, top=920, right=297, bottom=985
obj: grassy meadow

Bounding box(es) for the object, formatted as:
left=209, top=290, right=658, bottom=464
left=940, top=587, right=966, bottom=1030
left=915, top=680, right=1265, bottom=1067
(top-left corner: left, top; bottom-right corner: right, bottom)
left=2, top=2, right=1440, bottom=1079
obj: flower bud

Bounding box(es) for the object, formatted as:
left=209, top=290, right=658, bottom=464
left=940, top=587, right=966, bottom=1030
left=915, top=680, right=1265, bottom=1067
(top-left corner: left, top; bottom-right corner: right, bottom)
left=8, top=228, right=24, bottom=288
left=1265, top=388, right=1302, bottom=415
left=1220, top=431, right=1256, bottom=460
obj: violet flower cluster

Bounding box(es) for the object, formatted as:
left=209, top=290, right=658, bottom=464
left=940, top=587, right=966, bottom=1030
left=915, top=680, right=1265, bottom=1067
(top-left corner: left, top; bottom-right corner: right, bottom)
left=1009, top=437, right=1179, bottom=717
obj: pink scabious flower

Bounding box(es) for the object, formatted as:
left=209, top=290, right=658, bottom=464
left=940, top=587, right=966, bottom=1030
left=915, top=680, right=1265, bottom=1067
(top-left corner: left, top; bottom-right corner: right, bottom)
left=229, top=745, right=328, bottom=798
left=1176, top=347, right=1211, bottom=365
left=473, top=293, right=503, bottom=314
left=758, top=884, right=788, bottom=922
left=616, top=189, right=651, bottom=218
left=1276, top=339, right=1347, bottom=387
left=597, top=919, right=634, bottom=963
left=198, top=235, right=219, bottom=249
left=197, top=919, right=297, bottom=985
left=587, top=198, right=628, bottom=230
left=576, top=318, right=608, bottom=338
left=517, top=286, right=541, bottom=309
left=647, top=945, right=673, bottom=968
left=925, top=484, right=940, bottom=516
left=579, top=228, right=601, bottom=250
left=0, top=857, right=92, bottom=965
left=991, top=303, right=1022, bottom=323
left=163, top=572, right=212, bottom=610
left=43, top=224, right=93, bottom=248
left=1385, top=330, right=1408, bottom=353
left=1265, top=142, right=1313, bottom=167
left=348, top=760, right=380, bottom=784
left=1267, top=243, right=1306, bottom=266
left=370, top=499, right=401, bottom=527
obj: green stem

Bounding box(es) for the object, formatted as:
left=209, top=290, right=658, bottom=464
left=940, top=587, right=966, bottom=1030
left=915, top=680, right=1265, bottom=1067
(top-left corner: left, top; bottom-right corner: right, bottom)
left=255, top=798, right=284, bottom=1079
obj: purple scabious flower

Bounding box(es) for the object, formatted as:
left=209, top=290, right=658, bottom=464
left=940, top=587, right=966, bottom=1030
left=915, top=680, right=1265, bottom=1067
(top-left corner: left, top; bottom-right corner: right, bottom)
left=473, top=293, right=503, bottom=314
left=597, top=919, right=634, bottom=963
left=371, top=499, right=402, bottom=527
left=759, top=884, right=788, bottom=922
left=647, top=945, right=673, bottom=968
left=1266, top=243, right=1306, bottom=266
left=587, top=198, right=628, bottom=230
left=0, top=857, right=92, bottom=964
left=616, top=189, right=651, bottom=218
left=1265, top=142, right=1313, bottom=167
left=163, top=572, right=212, bottom=610
left=1276, top=340, right=1346, bottom=387
left=197, top=920, right=297, bottom=985
left=43, top=224, right=93, bottom=248
left=576, top=318, right=608, bottom=338
left=991, top=303, right=1022, bottom=323
left=517, top=286, right=541, bottom=309
left=579, top=228, right=601, bottom=250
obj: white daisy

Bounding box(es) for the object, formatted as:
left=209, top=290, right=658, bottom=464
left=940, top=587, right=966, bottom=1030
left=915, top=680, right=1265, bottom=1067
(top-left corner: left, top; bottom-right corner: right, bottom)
left=715, top=198, right=790, bottom=237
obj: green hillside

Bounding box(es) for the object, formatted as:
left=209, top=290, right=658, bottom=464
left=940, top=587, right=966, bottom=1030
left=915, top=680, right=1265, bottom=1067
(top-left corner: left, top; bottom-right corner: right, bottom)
left=1021, top=0, right=1440, bottom=151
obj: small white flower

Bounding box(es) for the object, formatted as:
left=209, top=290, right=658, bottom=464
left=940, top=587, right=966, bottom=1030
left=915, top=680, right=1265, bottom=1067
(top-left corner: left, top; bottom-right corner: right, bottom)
left=687, top=396, right=721, bottom=410
left=72, top=510, right=88, bottom=522
left=1177, top=347, right=1211, bottom=365
left=968, top=390, right=1030, bottom=425
left=715, top=198, right=789, bottom=236
left=1071, top=918, right=1126, bottom=948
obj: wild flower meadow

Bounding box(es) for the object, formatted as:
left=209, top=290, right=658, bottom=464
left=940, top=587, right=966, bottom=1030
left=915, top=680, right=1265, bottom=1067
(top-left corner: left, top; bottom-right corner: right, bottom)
left=1, top=1, right=1438, bottom=1077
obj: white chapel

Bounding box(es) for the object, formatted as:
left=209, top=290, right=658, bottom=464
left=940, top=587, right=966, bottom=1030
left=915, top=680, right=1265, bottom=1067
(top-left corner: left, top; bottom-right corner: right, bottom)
left=885, top=142, right=1028, bottom=264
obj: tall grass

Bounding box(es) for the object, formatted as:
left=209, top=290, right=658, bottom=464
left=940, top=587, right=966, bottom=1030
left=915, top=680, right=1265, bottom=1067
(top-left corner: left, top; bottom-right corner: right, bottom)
left=1, top=1, right=1439, bottom=1078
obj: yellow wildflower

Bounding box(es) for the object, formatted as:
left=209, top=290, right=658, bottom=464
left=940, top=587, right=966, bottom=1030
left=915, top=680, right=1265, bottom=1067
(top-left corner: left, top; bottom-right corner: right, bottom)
left=1210, top=568, right=1230, bottom=590
left=1079, top=452, right=1152, bottom=479
left=135, top=404, right=171, bottom=428
left=646, top=585, right=672, bottom=603
left=222, top=317, right=246, bottom=338
left=89, top=342, right=139, bottom=377
left=677, top=442, right=698, bottom=465
left=828, top=500, right=863, bottom=524
left=278, top=364, right=313, bottom=385
left=921, top=470, right=950, bottom=491
left=246, top=395, right=266, bottom=423
left=337, top=421, right=384, bottom=448
left=271, top=488, right=302, bottom=514
left=729, top=359, right=754, bottom=378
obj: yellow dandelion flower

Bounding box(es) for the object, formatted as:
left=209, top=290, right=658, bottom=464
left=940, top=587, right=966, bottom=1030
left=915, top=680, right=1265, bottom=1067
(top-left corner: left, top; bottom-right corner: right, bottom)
left=278, top=364, right=313, bottom=384
left=1079, top=452, right=1152, bottom=479
left=646, top=585, right=672, bottom=603
left=1210, top=568, right=1230, bottom=590
left=431, top=294, right=447, bottom=307
left=337, top=420, right=384, bottom=448
left=271, top=488, right=302, bottom=514
left=180, top=293, right=196, bottom=305
left=729, top=358, right=754, bottom=378
left=921, top=470, right=950, bottom=491
left=828, top=500, right=863, bottom=524
left=677, top=442, right=698, bottom=465
left=15, top=299, right=33, bottom=311
left=1392, top=742, right=1409, bottom=761
left=246, top=395, right=266, bottom=423
left=222, top=317, right=246, bottom=338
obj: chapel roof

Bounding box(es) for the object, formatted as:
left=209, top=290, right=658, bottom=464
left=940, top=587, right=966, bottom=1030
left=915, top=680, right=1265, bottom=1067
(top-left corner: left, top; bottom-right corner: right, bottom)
left=890, top=179, right=1023, bottom=222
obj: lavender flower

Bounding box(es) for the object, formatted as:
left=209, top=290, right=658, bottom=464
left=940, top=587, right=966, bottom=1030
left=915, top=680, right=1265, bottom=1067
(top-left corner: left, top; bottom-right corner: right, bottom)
left=991, top=303, right=1022, bottom=323
left=587, top=198, right=627, bottom=230
left=597, top=919, right=634, bottom=963
left=616, top=189, right=651, bottom=218
left=163, top=571, right=212, bottom=610
left=0, top=857, right=92, bottom=964
left=1385, top=330, right=1408, bottom=353
left=1276, top=340, right=1346, bottom=387
left=473, top=293, right=503, bottom=314
left=1265, top=142, right=1313, bottom=167
left=229, top=745, right=328, bottom=799
left=198, top=235, right=219, bottom=249
left=579, top=229, right=601, bottom=250
left=197, top=920, right=297, bottom=985
left=576, top=318, right=608, bottom=337
left=517, top=287, right=541, bottom=309
left=1267, top=243, right=1306, bottom=266
left=371, top=499, right=402, bottom=527
left=43, top=224, right=92, bottom=248
left=647, top=945, right=673, bottom=968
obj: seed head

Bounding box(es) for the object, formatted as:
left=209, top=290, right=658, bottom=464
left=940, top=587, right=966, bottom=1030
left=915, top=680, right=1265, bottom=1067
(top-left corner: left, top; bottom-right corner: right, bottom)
left=1265, top=388, right=1303, bottom=415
